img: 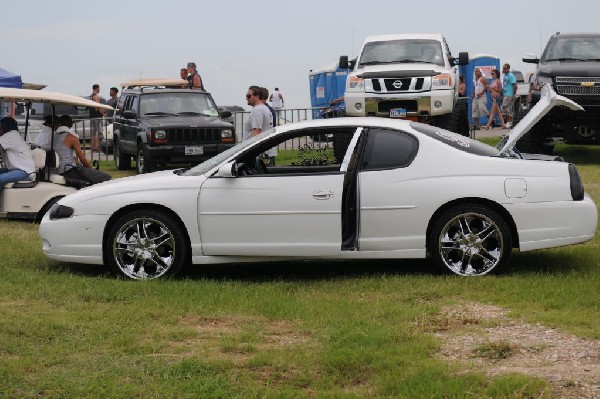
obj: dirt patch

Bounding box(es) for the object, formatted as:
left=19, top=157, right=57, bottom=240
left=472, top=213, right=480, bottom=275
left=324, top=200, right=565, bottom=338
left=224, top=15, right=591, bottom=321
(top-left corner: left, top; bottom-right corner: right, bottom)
left=433, top=303, right=600, bottom=398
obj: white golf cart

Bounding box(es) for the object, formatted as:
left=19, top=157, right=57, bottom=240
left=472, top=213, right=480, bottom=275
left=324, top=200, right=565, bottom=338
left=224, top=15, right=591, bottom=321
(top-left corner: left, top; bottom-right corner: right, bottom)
left=0, top=88, right=113, bottom=221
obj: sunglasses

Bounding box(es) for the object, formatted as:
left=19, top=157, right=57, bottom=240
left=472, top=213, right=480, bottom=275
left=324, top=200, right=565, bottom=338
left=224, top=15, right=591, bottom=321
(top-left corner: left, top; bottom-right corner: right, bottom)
left=246, top=94, right=256, bottom=98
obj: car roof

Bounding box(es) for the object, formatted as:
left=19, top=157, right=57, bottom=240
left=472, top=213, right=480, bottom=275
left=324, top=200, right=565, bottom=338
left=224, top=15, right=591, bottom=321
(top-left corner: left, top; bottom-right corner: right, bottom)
left=0, top=88, right=113, bottom=110
left=364, top=33, right=443, bottom=43
left=120, top=78, right=189, bottom=89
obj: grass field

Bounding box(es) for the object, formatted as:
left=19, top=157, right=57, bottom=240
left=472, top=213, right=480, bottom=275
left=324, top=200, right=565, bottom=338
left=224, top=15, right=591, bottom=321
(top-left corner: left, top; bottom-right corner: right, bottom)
left=0, top=144, right=598, bottom=398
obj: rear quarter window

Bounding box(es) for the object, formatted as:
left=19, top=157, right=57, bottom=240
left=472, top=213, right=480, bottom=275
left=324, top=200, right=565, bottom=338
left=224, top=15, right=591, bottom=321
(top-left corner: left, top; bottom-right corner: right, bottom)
left=362, top=128, right=418, bottom=170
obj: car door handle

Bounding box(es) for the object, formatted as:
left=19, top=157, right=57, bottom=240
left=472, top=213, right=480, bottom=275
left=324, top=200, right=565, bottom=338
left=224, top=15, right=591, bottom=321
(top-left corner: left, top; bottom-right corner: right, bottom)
left=312, top=190, right=334, bottom=200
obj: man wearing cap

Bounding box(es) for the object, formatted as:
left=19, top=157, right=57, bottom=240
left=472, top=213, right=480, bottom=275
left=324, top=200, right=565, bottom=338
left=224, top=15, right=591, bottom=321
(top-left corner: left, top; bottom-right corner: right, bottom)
left=34, top=114, right=60, bottom=150
left=186, top=62, right=204, bottom=90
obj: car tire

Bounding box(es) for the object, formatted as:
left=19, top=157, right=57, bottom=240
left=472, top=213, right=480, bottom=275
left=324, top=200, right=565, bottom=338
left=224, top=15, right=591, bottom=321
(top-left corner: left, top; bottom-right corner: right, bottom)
left=114, top=140, right=132, bottom=170
left=433, top=98, right=470, bottom=137
left=105, top=209, right=189, bottom=280
left=136, top=143, right=155, bottom=174
left=429, top=204, right=512, bottom=276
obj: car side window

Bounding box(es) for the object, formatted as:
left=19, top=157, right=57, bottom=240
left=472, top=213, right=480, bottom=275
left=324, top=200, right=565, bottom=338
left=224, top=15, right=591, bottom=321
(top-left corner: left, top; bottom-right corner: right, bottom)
left=130, top=96, right=139, bottom=114
left=361, top=128, right=418, bottom=171
left=236, top=128, right=357, bottom=176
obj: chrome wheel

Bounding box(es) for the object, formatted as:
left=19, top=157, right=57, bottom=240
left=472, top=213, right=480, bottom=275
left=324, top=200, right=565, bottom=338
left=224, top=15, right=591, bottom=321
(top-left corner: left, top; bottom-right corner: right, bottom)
left=112, top=216, right=176, bottom=279
left=431, top=206, right=512, bottom=276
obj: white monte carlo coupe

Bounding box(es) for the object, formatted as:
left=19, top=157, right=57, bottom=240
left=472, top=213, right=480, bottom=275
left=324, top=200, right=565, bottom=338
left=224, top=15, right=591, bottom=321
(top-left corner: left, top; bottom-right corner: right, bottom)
left=39, top=86, right=597, bottom=280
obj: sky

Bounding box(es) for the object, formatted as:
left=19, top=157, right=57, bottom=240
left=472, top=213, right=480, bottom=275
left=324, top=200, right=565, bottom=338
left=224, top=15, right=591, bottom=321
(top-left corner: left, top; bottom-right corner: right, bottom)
left=2, top=0, right=599, bottom=110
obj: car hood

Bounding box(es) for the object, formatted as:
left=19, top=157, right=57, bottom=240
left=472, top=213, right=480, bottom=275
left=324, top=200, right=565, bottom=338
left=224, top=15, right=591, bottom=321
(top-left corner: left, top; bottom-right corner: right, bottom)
left=355, top=63, right=444, bottom=79
left=59, top=169, right=205, bottom=206
left=498, top=85, right=584, bottom=155
left=538, top=61, right=600, bottom=77
left=139, top=115, right=233, bottom=128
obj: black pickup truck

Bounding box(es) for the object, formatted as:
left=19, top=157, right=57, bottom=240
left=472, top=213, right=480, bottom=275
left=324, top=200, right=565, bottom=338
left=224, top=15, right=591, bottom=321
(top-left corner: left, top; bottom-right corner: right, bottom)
left=518, top=32, right=600, bottom=154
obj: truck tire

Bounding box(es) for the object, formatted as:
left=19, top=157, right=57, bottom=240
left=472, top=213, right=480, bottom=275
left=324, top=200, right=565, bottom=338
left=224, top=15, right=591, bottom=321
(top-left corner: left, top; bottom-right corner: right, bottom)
left=434, top=98, right=470, bottom=137
left=515, top=118, right=554, bottom=155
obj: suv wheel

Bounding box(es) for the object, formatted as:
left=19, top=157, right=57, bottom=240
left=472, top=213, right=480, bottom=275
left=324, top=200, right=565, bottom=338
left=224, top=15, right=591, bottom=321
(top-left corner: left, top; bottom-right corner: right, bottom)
left=136, top=143, right=155, bottom=174
left=114, top=140, right=132, bottom=170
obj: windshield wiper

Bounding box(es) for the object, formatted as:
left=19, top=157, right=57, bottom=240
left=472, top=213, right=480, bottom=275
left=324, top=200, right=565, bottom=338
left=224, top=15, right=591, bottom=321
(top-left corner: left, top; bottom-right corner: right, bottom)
left=175, top=111, right=213, bottom=116
left=545, top=57, right=589, bottom=62
left=144, top=112, right=174, bottom=116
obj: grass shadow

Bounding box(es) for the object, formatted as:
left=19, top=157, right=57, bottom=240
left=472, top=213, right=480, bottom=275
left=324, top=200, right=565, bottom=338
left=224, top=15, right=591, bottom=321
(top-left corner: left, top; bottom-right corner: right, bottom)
left=182, top=258, right=438, bottom=282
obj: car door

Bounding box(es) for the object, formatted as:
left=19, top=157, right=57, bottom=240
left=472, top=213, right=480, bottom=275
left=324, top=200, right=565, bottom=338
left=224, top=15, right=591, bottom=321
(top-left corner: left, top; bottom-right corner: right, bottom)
left=357, top=127, right=421, bottom=252
left=198, top=127, right=360, bottom=256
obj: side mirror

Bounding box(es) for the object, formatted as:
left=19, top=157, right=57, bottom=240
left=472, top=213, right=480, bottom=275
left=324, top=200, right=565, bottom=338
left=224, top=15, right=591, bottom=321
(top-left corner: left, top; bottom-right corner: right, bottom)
left=523, top=53, right=540, bottom=64
left=121, top=110, right=136, bottom=119
left=216, top=161, right=238, bottom=177
left=339, top=55, right=350, bottom=69
left=457, top=52, right=469, bottom=66
left=220, top=110, right=232, bottom=119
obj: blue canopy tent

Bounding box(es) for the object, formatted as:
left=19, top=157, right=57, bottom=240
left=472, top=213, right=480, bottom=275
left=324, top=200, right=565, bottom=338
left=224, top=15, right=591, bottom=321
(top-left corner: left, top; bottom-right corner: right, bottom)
left=0, top=67, right=23, bottom=88
left=0, top=67, right=23, bottom=117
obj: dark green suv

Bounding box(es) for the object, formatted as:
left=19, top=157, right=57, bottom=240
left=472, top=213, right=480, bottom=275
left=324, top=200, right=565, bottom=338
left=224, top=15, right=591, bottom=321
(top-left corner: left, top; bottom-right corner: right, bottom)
left=113, top=87, right=235, bottom=173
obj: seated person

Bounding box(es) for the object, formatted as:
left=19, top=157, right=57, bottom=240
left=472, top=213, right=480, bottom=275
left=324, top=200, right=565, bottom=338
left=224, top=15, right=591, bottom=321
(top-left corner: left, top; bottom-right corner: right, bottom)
left=34, top=115, right=59, bottom=150
left=54, top=115, right=92, bottom=174
left=0, top=117, right=36, bottom=190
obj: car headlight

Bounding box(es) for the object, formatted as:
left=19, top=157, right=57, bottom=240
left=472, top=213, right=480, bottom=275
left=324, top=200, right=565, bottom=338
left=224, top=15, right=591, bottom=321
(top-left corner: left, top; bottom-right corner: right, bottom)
left=221, top=129, right=234, bottom=142
left=346, top=76, right=364, bottom=91
left=221, top=129, right=233, bottom=139
left=432, top=74, right=452, bottom=88
left=535, top=76, right=552, bottom=89
left=154, top=130, right=167, bottom=140
left=49, top=204, right=74, bottom=220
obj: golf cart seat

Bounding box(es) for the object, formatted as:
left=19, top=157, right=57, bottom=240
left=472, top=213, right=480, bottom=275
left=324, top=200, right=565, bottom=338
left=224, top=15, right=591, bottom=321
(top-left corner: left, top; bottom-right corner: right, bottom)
left=4, top=148, right=46, bottom=189
left=4, top=148, right=67, bottom=188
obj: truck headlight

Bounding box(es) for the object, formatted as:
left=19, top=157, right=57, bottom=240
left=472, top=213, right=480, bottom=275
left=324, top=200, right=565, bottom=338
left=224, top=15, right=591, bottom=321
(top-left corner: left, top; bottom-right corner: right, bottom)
left=536, top=76, right=552, bottom=89
left=346, top=76, right=364, bottom=91
left=154, top=130, right=167, bottom=140
left=221, top=129, right=234, bottom=143
left=432, top=74, right=452, bottom=88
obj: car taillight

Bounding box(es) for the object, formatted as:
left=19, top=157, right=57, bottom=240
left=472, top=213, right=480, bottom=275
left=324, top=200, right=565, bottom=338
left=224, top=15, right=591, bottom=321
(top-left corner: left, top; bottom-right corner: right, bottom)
left=568, top=163, right=584, bottom=201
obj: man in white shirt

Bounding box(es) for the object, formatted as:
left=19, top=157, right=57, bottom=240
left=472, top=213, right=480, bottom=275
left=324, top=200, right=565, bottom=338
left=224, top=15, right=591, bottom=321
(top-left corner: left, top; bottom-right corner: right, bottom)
left=34, top=115, right=59, bottom=150
left=0, top=117, right=36, bottom=189
left=269, top=87, right=284, bottom=119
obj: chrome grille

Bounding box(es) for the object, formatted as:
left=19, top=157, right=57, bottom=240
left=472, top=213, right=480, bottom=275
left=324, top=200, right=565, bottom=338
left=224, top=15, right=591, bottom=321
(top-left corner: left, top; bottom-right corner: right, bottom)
left=166, top=128, right=221, bottom=143
left=555, top=76, right=600, bottom=96
left=371, top=77, right=428, bottom=92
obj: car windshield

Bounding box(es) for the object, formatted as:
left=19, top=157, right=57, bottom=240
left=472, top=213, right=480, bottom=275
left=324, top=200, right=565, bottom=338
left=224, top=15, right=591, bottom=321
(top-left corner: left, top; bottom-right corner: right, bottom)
left=542, top=36, right=600, bottom=62
left=359, top=39, right=444, bottom=67
left=182, top=128, right=276, bottom=176
left=139, top=92, right=220, bottom=117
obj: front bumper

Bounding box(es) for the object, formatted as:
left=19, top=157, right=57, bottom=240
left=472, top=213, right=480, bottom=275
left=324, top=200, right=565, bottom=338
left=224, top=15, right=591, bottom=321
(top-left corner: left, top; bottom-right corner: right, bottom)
left=345, top=90, right=454, bottom=118
left=144, top=143, right=236, bottom=164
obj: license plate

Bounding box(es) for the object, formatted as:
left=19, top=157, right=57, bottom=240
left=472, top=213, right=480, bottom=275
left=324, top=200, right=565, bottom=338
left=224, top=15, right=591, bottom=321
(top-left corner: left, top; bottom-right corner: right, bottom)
left=390, top=107, right=407, bottom=118
left=185, top=146, right=204, bottom=155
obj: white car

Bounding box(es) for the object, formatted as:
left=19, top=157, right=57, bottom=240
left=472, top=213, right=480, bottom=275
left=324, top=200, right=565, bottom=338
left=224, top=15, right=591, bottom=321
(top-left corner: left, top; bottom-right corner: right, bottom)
left=39, top=86, right=597, bottom=280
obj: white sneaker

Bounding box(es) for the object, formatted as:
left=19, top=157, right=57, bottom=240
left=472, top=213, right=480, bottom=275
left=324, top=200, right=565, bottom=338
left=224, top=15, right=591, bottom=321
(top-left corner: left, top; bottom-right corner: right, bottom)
left=505, top=122, right=512, bottom=129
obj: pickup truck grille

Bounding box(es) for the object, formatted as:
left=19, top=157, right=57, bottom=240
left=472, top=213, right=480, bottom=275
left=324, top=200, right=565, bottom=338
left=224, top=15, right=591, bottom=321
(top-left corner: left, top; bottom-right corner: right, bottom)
left=371, top=77, right=427, bottom=92
left=556, top=77, right=600, bottom=96
left=166, top=128, right=222, bottom=144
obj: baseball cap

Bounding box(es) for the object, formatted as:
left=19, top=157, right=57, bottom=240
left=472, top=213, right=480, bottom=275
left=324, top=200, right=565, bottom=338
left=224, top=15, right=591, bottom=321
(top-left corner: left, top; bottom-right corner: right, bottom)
left=187, top=62, right=196, bottom=69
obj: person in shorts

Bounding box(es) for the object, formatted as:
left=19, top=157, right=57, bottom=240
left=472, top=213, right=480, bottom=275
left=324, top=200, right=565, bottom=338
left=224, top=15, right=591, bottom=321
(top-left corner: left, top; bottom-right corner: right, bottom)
left=501, top=63, right=518, bottom=128
left=471, top=67, right=489, bottom=130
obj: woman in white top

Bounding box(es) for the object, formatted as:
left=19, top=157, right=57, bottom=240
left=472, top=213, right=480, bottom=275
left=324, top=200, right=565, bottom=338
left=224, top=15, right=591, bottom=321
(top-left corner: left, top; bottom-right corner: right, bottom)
left=0, top=117, right=36, bottom=190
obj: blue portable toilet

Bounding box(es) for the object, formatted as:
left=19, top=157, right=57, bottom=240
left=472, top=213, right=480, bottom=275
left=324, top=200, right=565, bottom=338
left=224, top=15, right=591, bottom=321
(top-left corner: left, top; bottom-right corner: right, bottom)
left=309, top=63, right=348, bottom=119
left=458, top=54, right=500, bottom=127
